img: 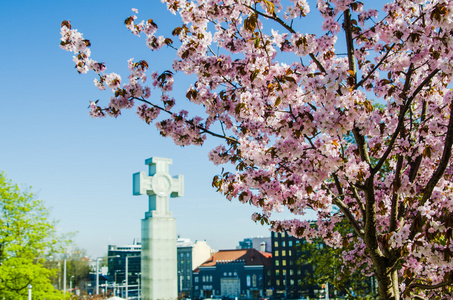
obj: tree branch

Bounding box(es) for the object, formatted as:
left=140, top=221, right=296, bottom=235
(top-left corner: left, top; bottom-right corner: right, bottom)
left=410, top=295, right=429, bottom=300
left=389, top=155, right=403, bottom=232
left=352, top=127, right=372, bottom=165
left=408, top=100, right=427, bottom=183
left=323, top=183, right=365, bottom=239
left=372, top=68, right=439, bottom=175
left=350, top=183, right=366, bottom=224
left=134, top=97, right=239, bottom=144
left=408, top=280, right=453, bottom=291
left=354, top=43, right=395, bottom=89
left=333, top=173, right=367, bottom=227
left=421, top=97, right=453, bottom=204
left=409, top=92, right=453, bottom=240
left=242, top=4, right=327, bottom=73
left=343, top=9, right=373, bottom=167
left=344, top=9, right=357, bottom=84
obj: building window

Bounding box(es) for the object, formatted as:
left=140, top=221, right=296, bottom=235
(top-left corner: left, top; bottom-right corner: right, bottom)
left=282, top=269, right=286, bottom=276
left=297, top=270, right=301, bottom=275
left=289, top=250, right=292, bottom=256
left=276, top=279, right=280, bottom=286
left=281, top=232, right=286, bottom=237
left=180, top=253, right=184, bottom=258
left=252, top=275, right=257, bottom=287
left=282, top=241, right=286, bottom=247
left=282, top=250, right=286, bottom=256
left=289, top=240, right=293, bottom=247
left=186, top=253, right=190, bottom=258
left=275, top=269, right=280, bottom=276
left=195, top=277, right=199, bottom=283
left=290, top=270, right=294, bottom=276
left=275, top=251, right=279, bottom=257
left=274, top=241, right=278, bottom=248
left=290, top=279, right=294, bottom=285
left=282, top=260, right=286, bottom=266
left=275, top=260, right=279, bottom=266
left=246, top=275, right=251, bottom=287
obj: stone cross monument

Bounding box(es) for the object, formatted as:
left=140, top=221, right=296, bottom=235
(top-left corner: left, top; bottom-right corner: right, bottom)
left=133, top=157, right=184, bottom=300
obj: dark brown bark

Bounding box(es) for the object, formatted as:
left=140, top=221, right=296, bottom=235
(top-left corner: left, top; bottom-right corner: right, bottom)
left=364, top=177, right=400, bottom=300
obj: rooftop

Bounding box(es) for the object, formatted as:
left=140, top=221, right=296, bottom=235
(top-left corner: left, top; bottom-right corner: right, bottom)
left=199, top=248, right=272, bottom=267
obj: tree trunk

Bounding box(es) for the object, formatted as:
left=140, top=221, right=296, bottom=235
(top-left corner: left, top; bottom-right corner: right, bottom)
left=369, top=251, right=400, bottom=300
left=364, top=177, right=400, bottom=300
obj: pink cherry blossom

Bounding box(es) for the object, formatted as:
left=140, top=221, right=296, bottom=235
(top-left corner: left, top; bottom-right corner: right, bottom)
left=61, top=1, right=453, bottom=298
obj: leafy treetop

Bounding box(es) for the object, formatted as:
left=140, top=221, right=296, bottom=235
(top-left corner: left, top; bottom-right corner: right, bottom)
left=0, top=172, right=64, bottom=299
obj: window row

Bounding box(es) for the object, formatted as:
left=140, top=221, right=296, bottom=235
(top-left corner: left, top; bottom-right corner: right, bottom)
left=274, top=259, right=295, bottom=266
left=275, top=279, right=301, bottom=286
left=200, top=275, right=213, bottom=282
left=273, top=240, right=301, bottom=248
left=274, top=269, right=301, bottom=276
left=273, top=250, right=293, bottom=257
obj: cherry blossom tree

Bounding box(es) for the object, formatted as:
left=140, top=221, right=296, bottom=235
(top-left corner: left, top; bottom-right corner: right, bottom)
left=60, top=0, right=453, bottom=299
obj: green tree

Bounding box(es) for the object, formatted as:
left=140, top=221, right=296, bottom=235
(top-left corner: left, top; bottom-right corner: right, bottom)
left=0, top=172, right=65, bottom=299
left=44, top=250, right=91, bottom=296
left=298, top=219, right=378, bottom=299
left=62, top=249, right=91, bottom=292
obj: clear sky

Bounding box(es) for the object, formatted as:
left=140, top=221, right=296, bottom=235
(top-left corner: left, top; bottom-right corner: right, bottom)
left=1, top=0, right=314, bottom=259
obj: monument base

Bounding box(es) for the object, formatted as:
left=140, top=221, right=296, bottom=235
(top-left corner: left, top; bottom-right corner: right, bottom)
left=141, top=216, right=178, bottom=300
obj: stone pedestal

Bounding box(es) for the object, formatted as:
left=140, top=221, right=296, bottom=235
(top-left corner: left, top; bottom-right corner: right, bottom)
left=141, top=216, right=177, bottom=300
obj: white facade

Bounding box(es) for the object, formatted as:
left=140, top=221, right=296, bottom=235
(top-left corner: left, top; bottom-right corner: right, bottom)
left=192, top=241, right=214, bottom=270
left=177, top=238, right=214, bottom=296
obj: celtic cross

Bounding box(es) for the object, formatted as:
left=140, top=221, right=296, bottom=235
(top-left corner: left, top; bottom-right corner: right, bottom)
left=133, top=157, right=184, bottom=218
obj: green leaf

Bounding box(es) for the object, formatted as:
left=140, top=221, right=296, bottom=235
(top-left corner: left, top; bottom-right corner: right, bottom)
left=254, top=37, right=260, bottom=48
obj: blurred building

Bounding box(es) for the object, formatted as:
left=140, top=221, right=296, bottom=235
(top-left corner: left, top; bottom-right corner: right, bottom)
left=192, top=248, right=272, bottom=299
left=107, top=240, right=142, bottom=290
left=177, top=238, right=214, bottom=298
left=107, top=238, right=213, bottom=299
left=271, top=231, right=317, bottom=299
left=237, top=236, right=272, bottom=252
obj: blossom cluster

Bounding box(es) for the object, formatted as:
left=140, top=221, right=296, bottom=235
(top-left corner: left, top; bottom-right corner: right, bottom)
left=61, top=1, right=453, bottom=298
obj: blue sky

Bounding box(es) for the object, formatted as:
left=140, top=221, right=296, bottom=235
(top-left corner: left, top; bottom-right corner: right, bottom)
left=0, top=0, right=391, bottom=259
left=0, top=0, right=298, bottom=259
